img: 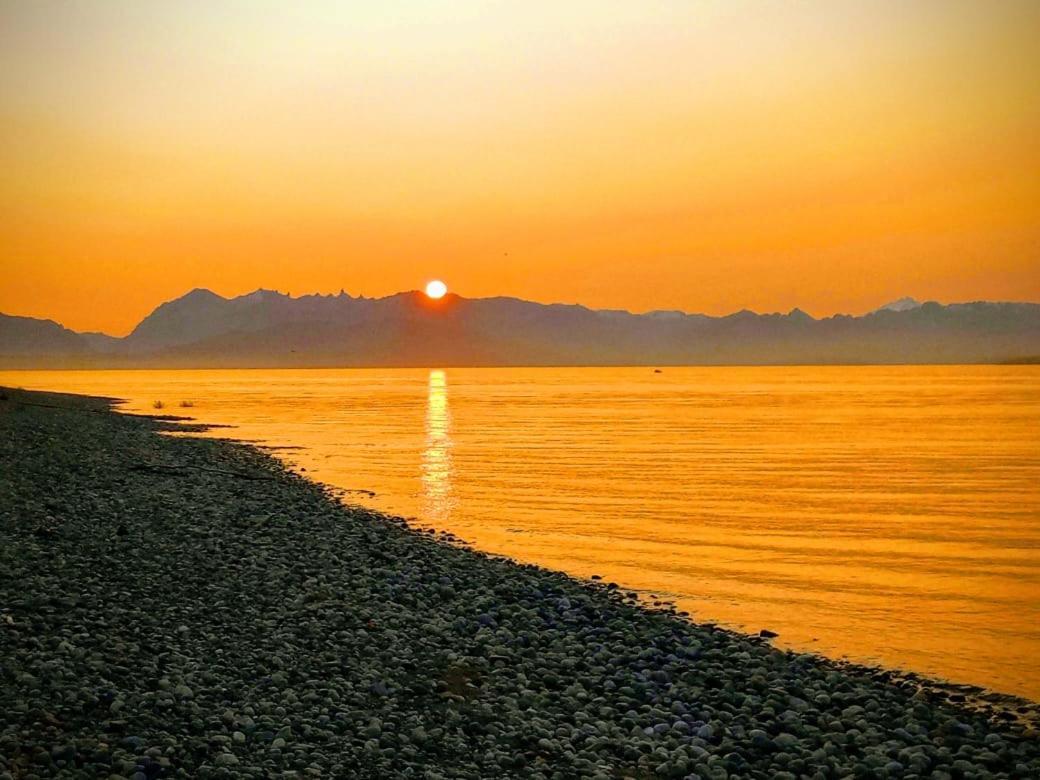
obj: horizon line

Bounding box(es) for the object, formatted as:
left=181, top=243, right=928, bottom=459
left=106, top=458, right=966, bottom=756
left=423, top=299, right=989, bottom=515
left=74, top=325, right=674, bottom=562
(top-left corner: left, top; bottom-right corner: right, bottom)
left=4, top=286, right=1040, bottom=340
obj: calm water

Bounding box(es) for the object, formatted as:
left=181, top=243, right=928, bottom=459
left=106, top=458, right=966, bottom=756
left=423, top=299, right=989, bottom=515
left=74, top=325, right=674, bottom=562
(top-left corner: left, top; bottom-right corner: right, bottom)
left=4, top=366, right=1039, bottom=700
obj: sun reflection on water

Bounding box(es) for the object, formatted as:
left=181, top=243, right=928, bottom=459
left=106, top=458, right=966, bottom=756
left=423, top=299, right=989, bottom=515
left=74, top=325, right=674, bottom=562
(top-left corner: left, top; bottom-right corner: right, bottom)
left=421, top=369, right=454, bottom=522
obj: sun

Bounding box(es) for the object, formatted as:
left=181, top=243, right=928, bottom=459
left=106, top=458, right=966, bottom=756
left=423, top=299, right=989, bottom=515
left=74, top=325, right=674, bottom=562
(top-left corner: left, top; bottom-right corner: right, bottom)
left=425, top=280, right=448, bottom=299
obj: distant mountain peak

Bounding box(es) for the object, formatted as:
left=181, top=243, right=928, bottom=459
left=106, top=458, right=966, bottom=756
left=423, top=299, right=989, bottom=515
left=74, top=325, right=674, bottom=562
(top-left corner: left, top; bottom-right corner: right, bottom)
left=179, top=287, right=225, bottom=302
left=127, top=286, right=234, bottom=349
left=238, top=288, right=286, bottom=302
left=875, top=296, right=921, bottom=313
left=725, top=308, right=759, bottom=320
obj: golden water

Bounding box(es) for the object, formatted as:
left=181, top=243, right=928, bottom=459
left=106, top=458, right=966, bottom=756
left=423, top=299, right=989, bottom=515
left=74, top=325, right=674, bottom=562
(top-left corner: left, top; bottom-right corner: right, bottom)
left=4, top=366, right=1038, bottom=700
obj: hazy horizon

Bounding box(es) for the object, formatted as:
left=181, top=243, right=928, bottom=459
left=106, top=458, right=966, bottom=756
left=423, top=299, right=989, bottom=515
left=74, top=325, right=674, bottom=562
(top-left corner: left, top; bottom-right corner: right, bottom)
left=6, top=283, right=1040, bottom=339
left=3, top=284, right=1037, bottom=369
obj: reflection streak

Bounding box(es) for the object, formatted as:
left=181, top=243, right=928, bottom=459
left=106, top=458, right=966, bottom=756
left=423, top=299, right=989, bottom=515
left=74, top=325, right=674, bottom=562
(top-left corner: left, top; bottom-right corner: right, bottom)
left=422, top=369, right=454, bottom=522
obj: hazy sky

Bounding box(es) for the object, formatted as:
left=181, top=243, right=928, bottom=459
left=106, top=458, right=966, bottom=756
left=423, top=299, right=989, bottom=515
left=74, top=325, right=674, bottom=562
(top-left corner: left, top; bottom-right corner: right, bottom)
left=2, top=0, right=1038, bottom=335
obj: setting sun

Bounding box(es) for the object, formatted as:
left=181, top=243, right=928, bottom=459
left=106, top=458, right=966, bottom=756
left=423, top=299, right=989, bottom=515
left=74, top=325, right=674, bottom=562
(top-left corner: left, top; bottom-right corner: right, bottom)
left=425, top=280, right=448, bottom=300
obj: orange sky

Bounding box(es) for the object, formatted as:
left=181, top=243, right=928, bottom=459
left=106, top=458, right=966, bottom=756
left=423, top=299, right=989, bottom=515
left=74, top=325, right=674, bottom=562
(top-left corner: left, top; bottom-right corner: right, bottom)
left=2, top=1, right=1039, bottom=336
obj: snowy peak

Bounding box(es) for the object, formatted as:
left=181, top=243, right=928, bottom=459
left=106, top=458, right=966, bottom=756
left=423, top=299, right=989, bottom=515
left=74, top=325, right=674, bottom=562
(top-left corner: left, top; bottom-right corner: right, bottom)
left=875, top=297, right=921, bottom=313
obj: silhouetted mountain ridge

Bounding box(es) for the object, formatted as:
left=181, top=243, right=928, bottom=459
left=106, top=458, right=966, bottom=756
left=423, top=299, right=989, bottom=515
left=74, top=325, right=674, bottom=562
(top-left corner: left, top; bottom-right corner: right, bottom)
left=2, top=289, right=1038, bottom=367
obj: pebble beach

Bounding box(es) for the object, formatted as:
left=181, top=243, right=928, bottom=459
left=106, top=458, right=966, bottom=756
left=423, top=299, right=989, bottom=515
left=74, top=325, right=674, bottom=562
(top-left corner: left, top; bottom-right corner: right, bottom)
left=1, top=387, right=1038, bottom=779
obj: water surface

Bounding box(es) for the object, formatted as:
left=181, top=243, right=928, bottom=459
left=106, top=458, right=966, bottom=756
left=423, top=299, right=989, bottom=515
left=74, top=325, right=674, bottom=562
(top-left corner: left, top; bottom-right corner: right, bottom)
left=4, top=366, right=1038, bottom=699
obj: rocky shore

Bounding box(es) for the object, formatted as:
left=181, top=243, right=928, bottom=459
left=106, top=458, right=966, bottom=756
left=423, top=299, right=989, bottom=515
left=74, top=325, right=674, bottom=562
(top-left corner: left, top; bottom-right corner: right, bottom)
left=1, top=387, right=1038, bottom=779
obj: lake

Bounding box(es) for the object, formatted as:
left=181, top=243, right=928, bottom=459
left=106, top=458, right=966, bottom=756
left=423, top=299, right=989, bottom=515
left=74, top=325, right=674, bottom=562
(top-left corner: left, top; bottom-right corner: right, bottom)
left=3, top=365, right=1038, bottom=700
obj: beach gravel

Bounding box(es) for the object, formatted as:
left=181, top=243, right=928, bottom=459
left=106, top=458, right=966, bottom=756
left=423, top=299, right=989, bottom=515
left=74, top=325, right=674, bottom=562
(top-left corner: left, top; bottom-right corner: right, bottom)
left=1, top=387, right=1038, bottom=778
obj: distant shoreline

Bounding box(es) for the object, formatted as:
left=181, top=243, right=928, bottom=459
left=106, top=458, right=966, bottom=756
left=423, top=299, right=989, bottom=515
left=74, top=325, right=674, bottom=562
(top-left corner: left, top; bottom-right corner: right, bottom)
left=1, top=386, right=1039, bottom=776
left=3, top=360, right=1040, bottom=372
left=4, top=294, right=1039, bottom=369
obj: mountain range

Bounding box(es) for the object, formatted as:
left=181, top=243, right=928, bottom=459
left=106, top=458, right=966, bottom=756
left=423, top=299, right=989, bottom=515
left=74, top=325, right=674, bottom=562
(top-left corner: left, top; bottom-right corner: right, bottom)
left=2, top=289, right=1038, bottom=368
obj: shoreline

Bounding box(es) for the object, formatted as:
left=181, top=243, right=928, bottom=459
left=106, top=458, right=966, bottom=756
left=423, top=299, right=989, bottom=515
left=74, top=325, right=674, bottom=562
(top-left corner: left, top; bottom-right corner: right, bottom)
left=3, top=363, right=1040, bottom=374
left=2, top=386, right=1038, bottom=778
